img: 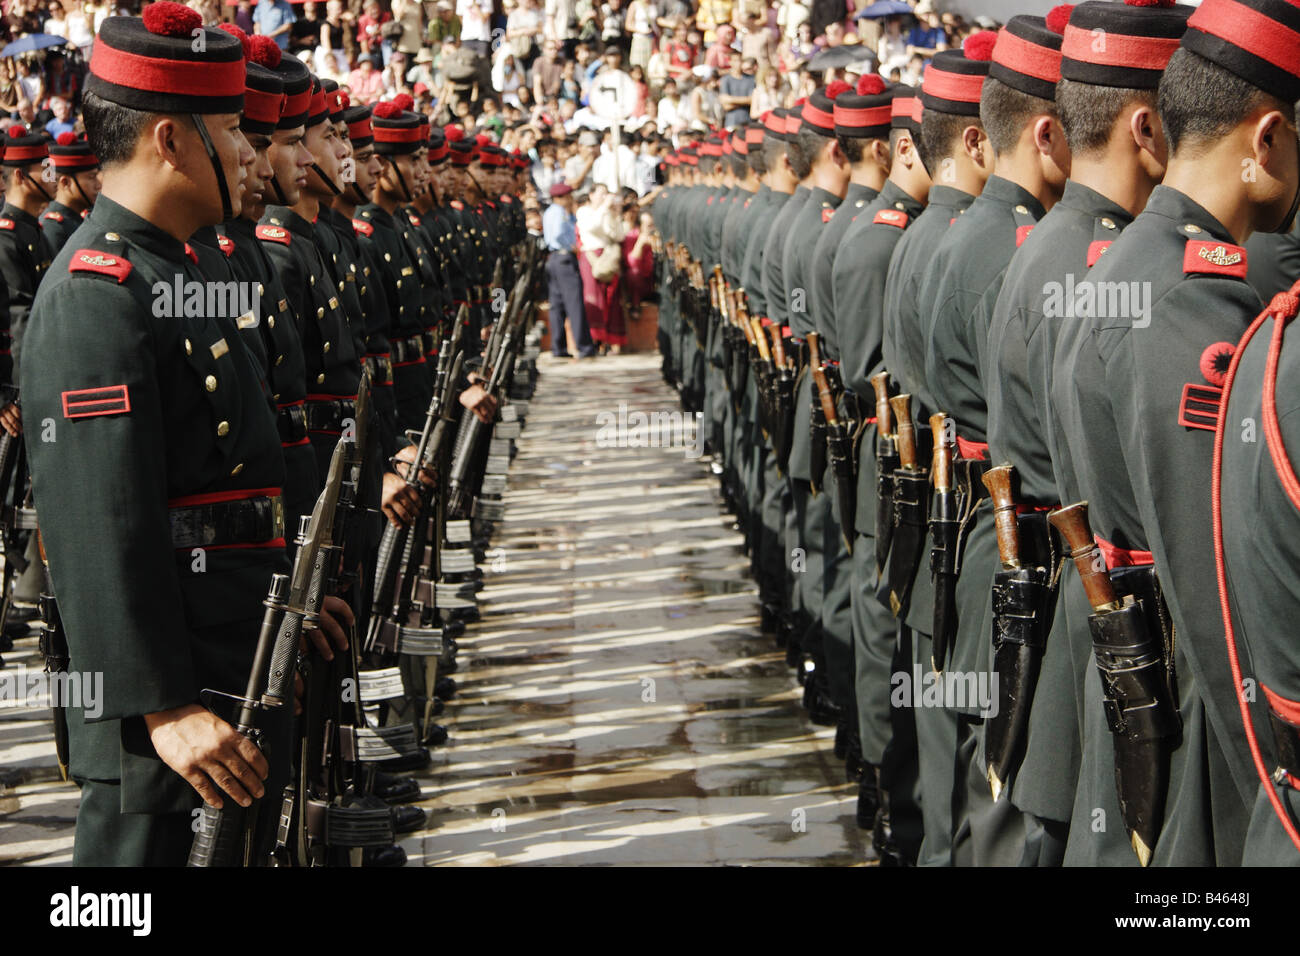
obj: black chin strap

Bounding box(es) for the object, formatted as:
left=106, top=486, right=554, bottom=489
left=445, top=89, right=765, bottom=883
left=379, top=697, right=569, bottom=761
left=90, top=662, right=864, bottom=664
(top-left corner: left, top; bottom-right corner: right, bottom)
left=311, top=162, right=342, bottom=196
left=391, top=161, right=414, bottom=203
left=23, top=169, right=53, bottom=204
left=71, top=170, right=96, bottom=210
left=268, top=171, right=289, bottom=206
left=1273, top=178, right=1300, bottom=235
left=347, top=180, right=369, bottom=205
left=191, top=113, right=233, bottom=221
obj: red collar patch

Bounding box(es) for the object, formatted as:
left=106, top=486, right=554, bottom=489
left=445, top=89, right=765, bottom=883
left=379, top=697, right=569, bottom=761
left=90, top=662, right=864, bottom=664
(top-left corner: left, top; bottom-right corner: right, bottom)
left=0, top=219, right=14, bottom=230
left=352, top=218, right=374, bottom=237
left=1015, top=224, right=1034, bottom=247
left=451, top=200, right=465, bottom=210
left=1086, top=240, right=1111, bottom=267
left=500, top=194, right=515, bottom=204
left=69, top=249, right=132, bottom=283
left=43, top=211, right=63, bottom=223
left=821, top=207, right=834, bottom=223
left=407, top=213, right=422, bottom=226
left=256, top=224, right=291, bottom=245
left=183, top=242, right=198, bottom=264
left=1184, top=240, right=1247, bottom=278
left=217, top=234, right=235, bottom=257
left=872, top=208, right=908, bottom=229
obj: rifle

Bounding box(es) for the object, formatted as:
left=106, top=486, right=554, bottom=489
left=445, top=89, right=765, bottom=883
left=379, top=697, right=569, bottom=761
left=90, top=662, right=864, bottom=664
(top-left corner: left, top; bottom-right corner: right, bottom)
left=0, top=394, right=35, bottom=640
left=807, top=333, right=827, bottom=497
left=189, top=443, right=347, bottom=867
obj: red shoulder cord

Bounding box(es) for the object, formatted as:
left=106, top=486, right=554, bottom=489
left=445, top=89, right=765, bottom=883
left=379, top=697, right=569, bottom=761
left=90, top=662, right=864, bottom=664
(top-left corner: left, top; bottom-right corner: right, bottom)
left=1212, top=280, right=1300, bottom=855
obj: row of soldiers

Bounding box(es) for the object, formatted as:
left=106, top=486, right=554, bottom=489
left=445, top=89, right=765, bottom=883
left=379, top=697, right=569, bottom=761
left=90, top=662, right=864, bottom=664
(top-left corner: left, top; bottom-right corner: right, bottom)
left=0, top=2, right=544, bottom=866
left=655, top=0, right=1300, bottom=866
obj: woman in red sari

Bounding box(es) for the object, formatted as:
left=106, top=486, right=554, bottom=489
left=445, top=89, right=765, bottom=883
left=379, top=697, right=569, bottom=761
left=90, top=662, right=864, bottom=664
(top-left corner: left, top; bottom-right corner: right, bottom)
left=576, top=185, right=627, bottom=350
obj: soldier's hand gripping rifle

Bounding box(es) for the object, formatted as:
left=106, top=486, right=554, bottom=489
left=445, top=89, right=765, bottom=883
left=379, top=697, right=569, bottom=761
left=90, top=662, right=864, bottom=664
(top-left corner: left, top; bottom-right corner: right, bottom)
left=883, top=393, right=928, bottom=617
left=871, top=372, right=899, bottom=575
left=812, top=348, right=855, bottom=554
left=749, top=311, right=776, bottom=441
left=1048, top=502, right=1179, bottom=867
left=929, top=413, right=959, bottom=671
left=189, top=446, right=346, bottom=867
left=981, top=464, right=1058, bottom=802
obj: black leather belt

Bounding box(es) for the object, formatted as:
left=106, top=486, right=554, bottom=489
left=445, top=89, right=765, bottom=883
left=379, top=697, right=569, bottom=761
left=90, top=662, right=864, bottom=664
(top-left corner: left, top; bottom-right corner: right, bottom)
left=305, top=396, right=357, bottom=433
left=391, top=334, right=425, bottom=365
left=169, top=491, right=285, bottom=549
left=364, top=353, right=394, bottom=386
left=276, top=402, right=307, bottom=445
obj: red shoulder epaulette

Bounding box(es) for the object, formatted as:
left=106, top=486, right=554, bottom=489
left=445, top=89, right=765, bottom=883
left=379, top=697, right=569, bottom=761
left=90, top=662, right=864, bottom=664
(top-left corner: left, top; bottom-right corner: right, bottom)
left=0, top=219, right=14, bottom=231
left=407, top=213, right=422, bottom=227
left=1184, top=240, right=1247, bottom=278
left=68, top=249, right=132, bottom=283
left=872, top=209, right=908, bottom=229
left=451, top=200, right=465, bottom=210
left=352, top=218, right=374, bottom=237
left=256, top=224, right=291, bottom=245
left=217, top=234, right=235, bottom=257
left=42, top=211, right=63, bottom=223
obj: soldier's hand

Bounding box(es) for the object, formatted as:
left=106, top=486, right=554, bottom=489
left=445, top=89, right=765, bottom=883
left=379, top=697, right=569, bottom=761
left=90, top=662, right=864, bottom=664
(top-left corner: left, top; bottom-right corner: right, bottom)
left=144, top=704, right=269, bottom=810
left=304, top=594, right=354, bottom=661
left=0, top=403, right=21, bottom=437
left=459, top=382, right=497, bottom=423
left=382, top=444, right=434, bottom=527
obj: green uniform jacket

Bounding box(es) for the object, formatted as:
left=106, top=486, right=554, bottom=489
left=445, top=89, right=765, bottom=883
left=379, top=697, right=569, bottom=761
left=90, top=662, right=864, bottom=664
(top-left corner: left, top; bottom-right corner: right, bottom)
left=23, top=196, right=289, bottom=812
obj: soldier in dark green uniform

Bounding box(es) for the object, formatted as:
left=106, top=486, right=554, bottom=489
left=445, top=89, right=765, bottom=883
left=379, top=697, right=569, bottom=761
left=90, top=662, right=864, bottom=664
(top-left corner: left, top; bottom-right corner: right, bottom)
left=984, top=0, right=1191, bottom=866
left=1246, top=219, right=1300, bottom=301
left=918, top=17, right=1070, bottom=866
left=0, top=126, right=53, bottom=371
left=22, top=4, right=295, bottom=866
left=1053, top=0, right=1300, bottom=865
left=832, top=85, right=930, bottom=862
left=39, top=133, right=101, bottom=255
left=879, top=38, right=993, bottom=866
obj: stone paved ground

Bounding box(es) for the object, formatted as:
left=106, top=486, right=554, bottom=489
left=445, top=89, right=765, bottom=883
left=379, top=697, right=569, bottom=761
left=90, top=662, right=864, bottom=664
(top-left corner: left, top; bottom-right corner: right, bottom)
left=0, top=351, right=865, bottom=867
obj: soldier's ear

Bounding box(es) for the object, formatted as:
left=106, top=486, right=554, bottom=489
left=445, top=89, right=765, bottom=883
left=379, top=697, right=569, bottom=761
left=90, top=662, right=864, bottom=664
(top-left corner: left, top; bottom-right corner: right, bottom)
left=1252, top=109, right=1295, bottom=180
left=149, top=115, right=188, bottom=174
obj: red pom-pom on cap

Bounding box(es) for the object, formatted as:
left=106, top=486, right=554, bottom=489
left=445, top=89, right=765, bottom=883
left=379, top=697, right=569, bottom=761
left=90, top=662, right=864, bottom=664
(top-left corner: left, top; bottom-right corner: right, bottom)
left=856, top=74, right=886, bottom=96
left=7, top=125, right=26, bottom=138
left=1126, top=0, right=1175, bottom=6
left=338, top=92, right=350, bottom=109
left=390, top=93, right=414, bottom=112
left=824, top=79, right=852, bottom=99
left=444, top=124, right=465, bottom=142
left=55, top=131, right=76, bottom=145
left=141, top=1, right=202, bottom=37
left=248, top=34, right=282, bottom=68
left=475, top=133, right=492, bottom=146
left=1045, top=4, right=1074, bottom=34
left=372, top=100, right=401, bottom=119
left=218, top=22, right=252, bottom=58
left=963, top=30, right=998, bottom=61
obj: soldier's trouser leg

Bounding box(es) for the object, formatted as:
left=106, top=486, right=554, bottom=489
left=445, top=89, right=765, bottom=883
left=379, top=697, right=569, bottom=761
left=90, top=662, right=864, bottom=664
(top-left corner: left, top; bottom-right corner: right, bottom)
left=821, top=460, right=856, bottom=722
left=912, top=628, right=957, bottom=866
left=787, top=477, right=809, bottom=641
left=759, top=449, right=785, bottom=605
left=73, top=778, right=194, bottom=867
left=955, top=714, right=1029, bottom=866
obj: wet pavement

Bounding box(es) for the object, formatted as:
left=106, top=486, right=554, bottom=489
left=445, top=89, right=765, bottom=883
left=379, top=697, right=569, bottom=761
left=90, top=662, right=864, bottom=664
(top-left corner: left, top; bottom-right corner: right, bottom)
left=0, top=351, right=866, bottom=866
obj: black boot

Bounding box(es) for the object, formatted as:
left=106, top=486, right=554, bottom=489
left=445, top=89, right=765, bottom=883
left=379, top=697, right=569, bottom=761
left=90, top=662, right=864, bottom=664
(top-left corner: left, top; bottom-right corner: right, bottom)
left=373, top=771, right=421, bottom=803
left=392, top=803, right=427, bottom=834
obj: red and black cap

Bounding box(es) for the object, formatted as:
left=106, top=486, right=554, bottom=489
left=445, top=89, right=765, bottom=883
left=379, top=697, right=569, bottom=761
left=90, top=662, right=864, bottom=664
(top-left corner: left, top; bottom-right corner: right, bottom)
left=49, top=131, right=100, bottom=171
left=371, top=101, right=423, bottom=155
left=428, top=127, right=448, bottom=164
left=1061, top=1, right=1192, bottom=89
left=890, top=84, right=923, bottom=135
left=449, top=140, right=475, bottom=165
left=785, top=102, right=805, bottom=137
left=922, top=31, right=996, bottom=116
left=2, top=125, right=47, bottom=166
left=322, top=78, right=347, bottom=123
left=1182, top=0, right=1300, bottom=103
left=252, top=37, right=311, bottom=129
left=989, top=13, right=1067, bottom=100
left=511, top=149, right=528, bottom=170
left=699, top=137, right=724, bottom=157
left=834, top=76, right=891, bottom=139
left=241, top=63, right=284, bottom=136
left=763, top=108, right=789, bottom=142
left=479, top=145, right=508, bottom=166
left=731, top=128, right=748, bottom=155
left=343, top=103, right=373, bottom=149
left=745, top=122, right=765, bottom=147
left=87, top=3, right=245, bottom=114
left=306, top=77, right=330, bottom=129
left=802, top=83, right=846, bottom=137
